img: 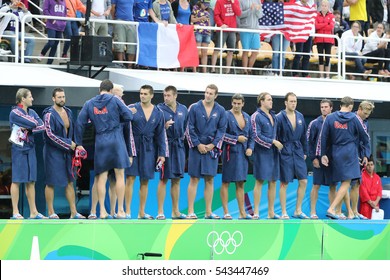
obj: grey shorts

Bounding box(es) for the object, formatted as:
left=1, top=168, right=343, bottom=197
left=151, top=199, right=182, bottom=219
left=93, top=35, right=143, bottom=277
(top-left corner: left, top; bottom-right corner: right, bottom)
left=112, top=23, right=136, bottom=54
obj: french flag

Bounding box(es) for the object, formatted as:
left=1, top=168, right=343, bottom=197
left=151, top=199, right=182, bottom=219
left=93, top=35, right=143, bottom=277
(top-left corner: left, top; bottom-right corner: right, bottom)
left=137, top=22, right=199, bottom=69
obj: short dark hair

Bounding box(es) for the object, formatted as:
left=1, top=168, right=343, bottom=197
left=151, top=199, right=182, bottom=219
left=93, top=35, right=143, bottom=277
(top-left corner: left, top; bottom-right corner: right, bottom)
left=232, top=93, right=245, bottom=102
left=340, top=96, right=354, bottom=107
left=320, top=99, right=333, bottom=108
left=206, top=84, right=218, bottom=95
left=333, top=10, right=340, bottom=16
left=285, top=92, right=296, bottom=101
left=52, top=88, right=65, bottom=97
left=164, top=85, right=177, bottom=95
left=100, top=79, right=114, bottom=92
left=140, top=84, right=154, bottom=95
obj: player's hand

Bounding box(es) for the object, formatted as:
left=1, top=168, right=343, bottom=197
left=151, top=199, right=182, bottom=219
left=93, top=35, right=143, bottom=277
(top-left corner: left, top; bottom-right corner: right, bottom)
left=157, top=156, right=165, bottom=164
left=237, top=135, right=247, bottom=143
left=165, top=119, right=174, bottom=129
left=245, top=149, right=253, bottom=157
left=197, top=144, right=207, bottom=154
left=313, top=158, right=320, bottom=168
left=321, top=155, right=329, bottom=167
left=129, top=156, right=133, bottom=166
left=273, top=140, right=283, bottom=151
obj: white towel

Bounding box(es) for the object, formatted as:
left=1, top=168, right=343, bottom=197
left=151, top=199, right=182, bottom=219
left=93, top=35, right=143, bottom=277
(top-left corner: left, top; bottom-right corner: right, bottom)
left=371, top=209, right=384, bottom=220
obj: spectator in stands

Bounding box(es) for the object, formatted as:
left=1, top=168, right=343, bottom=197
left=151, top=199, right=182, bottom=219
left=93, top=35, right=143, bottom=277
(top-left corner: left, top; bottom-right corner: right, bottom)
left=40, top=0, right=67, bottom=64
left=172, top=0, right=193, bottom=24
left=62, top=0, right=99, bottom=58
left=359, top=157, right=383, bottom=219
left=111, top=0, right=137, bottom=68
left=333, top=9, right=349, bottom=40
left=1, top=0, right=36, bottom=63
left=292, top=0, right=316, bottom=78
left=133, top=0, right=160, bottom=23
left=191, top=0, right=211, bottom=73
left=238, top=0, right=262, bottom=75
left=91, top=0, right=111, bottom=36
left=314, top=0, right=335, bottom=78
left=367, top=0, right=385, bottom=26
left=341, top=21, right=372, bottom=79
left=210, top=0, right=241, bottom=74
left=362, top=22, right=390, bottom=76
left=152, top=0, right=177, bottom=24
left=316, top=0, right=334, bottom=11
left=333, top=0, right=343, bottom=16
left=344, top=0, right=367, bottom=36
left=269, top=0, right=290, bottom=76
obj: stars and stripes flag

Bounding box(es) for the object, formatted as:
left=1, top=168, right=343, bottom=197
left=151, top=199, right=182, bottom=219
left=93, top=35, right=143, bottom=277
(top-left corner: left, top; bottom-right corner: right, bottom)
left=259, top=2, right=317, bottom=43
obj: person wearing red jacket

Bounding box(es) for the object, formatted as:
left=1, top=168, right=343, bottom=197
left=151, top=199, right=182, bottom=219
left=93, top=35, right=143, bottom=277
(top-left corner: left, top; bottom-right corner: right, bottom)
left=359, top=159, right=383, bottom=219
left=210, top=0, right=241, bottom=74
left=314, top=0, right=335, bottom=78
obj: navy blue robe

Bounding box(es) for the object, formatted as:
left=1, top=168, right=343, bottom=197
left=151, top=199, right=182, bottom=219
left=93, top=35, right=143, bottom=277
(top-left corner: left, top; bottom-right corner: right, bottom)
left=74, top=93, right=134, bottom=175
left=319, top=111, right=370, bottom=182
left=186, top=100, right=227, bottom=177
left=125, top=102, right=168, bottom=180
left=9, top=107, right=45, bottom=183
left=276, top=109, right=308, bottom=183
left=157, top=102, right=188, bottom=179
left=251, top=108, right=280, bottom=181
left=221, top=110, right=254, bottom=183
left=43, top=106, right=74, bottom=187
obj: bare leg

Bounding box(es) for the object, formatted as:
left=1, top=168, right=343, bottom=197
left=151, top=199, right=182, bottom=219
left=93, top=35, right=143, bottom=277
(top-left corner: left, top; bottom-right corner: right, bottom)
left=204, top=175, right=215, bottom=216
left=11, top=182, right=21, bottom=216
left=25, top=182, right=39, bottom=217
left=310, top=184, right=320, bottom=216
left=108, top=178, right=117, bottom=216
left=171, top=178, right=181, bottom=217
left=350, top=182, right=360, bottom=215
left=125, top=175, right=135, bottom=216
left=90, top=179, right=98, bottom=216
left=114, top=168, right=126, bottom=217
left=236, top=181, right=246, bottom=218
left=157, top=178, right=168, bottom=216
left=280, top=182, right=288, bottom=217
left=225, top=51, right=233, bottom=74
left=253, top=179, right=263, bottom=218
left=242, top=51, right=249, bottom=73
left=187, top=176, right=199, bottom=215
left=138, top=179, right=149, bottom=217
left=220, top=182, right=229, bottom=216
left=327, top=180, right=352, bottom=216
left=294, top=179, right=307, bottom=215
left=45, top=185, right=55, bottom=216
left=64, top=182, right=78, bottom=217
left=267, top=180, right=277, bottom=218
left=95, top=171, right=109, bottom=218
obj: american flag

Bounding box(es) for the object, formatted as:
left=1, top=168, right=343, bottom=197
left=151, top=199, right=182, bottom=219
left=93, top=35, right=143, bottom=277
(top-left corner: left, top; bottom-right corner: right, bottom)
left=259, top=2, right=317, bottom=43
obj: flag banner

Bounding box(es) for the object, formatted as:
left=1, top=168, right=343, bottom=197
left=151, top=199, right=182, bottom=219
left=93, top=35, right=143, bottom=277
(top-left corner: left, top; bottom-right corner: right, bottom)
left=259, top=2, right=317, bottom=43
left=137, top=22, right=199, bottom=68
left=8, top=124, right=24, bottom=147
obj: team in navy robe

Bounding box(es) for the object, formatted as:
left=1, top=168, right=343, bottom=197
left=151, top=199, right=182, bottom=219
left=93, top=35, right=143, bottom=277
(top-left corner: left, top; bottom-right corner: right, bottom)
left=307, top=116, right=333, bottom=186
left=222, top=110, right=254, bottom=182
left=157, top=102, right=188, bottom=179
left=125, top=102, right=168, bottom=180
left=74, top=93, right=134, bottom=174
left=186, top=100, right=227, bottom=177
left=276, top=109, right=308, bottom=182
left=251, top=108, right=280, bottom=181
left=320, top=111, right=370, bottom=182
left=42, top=106, right=74, bottom=186
left=9, top=107, right=45, bottom=182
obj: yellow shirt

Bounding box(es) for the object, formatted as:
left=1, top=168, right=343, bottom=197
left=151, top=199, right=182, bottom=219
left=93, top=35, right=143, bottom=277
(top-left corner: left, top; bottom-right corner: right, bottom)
left=349, top=0, right=367, bottom=22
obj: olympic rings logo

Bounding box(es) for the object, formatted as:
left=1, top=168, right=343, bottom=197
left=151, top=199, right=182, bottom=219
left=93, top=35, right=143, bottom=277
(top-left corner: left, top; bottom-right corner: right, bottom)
left=206, top=231, right=243, bottom=255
